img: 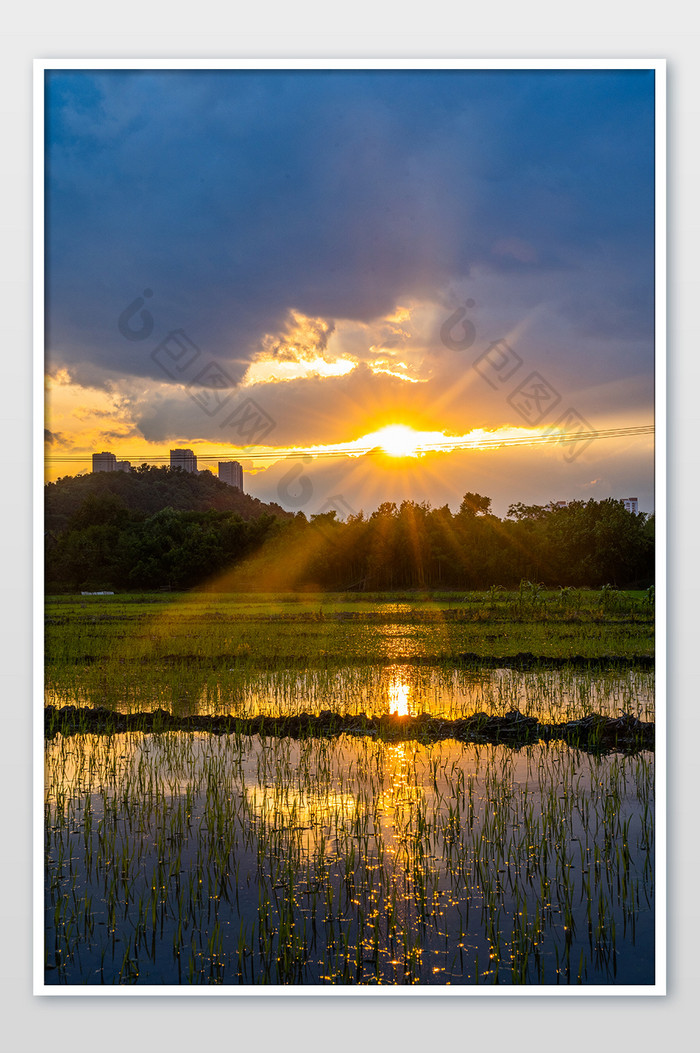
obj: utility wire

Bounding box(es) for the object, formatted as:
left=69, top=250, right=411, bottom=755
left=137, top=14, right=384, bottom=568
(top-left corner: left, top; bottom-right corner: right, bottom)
left=45, top=423, right=655, bottom=463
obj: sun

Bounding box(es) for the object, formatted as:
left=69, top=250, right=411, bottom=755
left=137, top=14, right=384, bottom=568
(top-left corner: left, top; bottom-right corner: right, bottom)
left=371, top=424, right=422, bottom=458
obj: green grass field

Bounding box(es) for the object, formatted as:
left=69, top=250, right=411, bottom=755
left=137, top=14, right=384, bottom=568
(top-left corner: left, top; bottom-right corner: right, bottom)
left=45, top=588, right=654, bottom=715
left=46, top=588, right=654, bottom=666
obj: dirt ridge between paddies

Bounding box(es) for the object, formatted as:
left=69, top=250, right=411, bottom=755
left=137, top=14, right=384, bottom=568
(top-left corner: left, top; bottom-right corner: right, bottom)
left=57, top=652, right=655, bottom=670
left=45, top=705, right=654, bottom=754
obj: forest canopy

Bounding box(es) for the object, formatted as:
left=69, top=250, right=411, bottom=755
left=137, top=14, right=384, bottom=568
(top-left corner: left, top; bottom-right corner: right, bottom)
left=44, top=468, right=654, bottom=592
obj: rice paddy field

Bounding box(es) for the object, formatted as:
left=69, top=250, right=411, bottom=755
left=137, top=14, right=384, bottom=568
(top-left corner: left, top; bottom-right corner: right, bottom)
left=43, top=590, right=656, bottom=988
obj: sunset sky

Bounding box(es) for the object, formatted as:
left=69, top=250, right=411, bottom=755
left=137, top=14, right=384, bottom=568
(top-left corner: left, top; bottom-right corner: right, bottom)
left=44, top=67, right=656, bottom=517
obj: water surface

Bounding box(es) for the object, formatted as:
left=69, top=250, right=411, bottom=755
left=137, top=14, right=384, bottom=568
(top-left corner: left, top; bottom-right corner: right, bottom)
left=46, top=663, right=655, bottom=724
left=45, top=730, right=654, bottom=986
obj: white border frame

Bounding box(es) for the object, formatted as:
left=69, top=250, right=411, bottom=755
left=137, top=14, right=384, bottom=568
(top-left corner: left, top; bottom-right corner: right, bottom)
left=33, top=57, right=666, bottom=996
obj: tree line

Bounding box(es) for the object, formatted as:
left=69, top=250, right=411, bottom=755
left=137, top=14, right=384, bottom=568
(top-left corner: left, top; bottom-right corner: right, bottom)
left=45, top=471, right=654, bottom=592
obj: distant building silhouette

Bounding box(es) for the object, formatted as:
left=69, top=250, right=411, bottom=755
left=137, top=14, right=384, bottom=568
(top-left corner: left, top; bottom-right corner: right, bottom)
left=92, top=452, right=131, bottom=473
left=550, top=498, right=641, bottom=514
left=170, top=448, right=198, bottom=473
left=218, top=460, right=244, bottom=491
left=92, top=451, right=116, bottom=473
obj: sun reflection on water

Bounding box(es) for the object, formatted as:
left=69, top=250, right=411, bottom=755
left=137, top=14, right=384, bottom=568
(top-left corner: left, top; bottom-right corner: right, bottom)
left=387, top=669, right=411, bottom=716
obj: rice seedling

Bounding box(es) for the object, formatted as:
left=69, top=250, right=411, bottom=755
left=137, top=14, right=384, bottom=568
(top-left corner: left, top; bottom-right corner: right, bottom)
left=43, top=591, right=655, bottom=987
left=44, top=728, right=655, bottom=986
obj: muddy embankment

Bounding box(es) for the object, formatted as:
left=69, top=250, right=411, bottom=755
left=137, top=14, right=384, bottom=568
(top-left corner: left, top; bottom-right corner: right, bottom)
left=44, top=705, right=654, bottom=754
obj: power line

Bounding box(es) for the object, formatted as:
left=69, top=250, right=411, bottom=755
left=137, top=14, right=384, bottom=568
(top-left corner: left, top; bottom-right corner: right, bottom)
left=44, top=423, right=654, bottom=463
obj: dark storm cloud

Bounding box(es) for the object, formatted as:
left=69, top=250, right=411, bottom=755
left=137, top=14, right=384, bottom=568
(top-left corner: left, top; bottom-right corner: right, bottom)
left=45, top=67, right=655, bottom=395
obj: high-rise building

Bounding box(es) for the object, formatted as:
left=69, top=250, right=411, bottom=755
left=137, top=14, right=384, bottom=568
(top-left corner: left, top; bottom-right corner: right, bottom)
left=92, top=451, right=132, bottom=472
left=170, top=449, right=198, bottom=473
left=622, top=497, right=639, bottom=514
left=218, top=461, right=244, bottom=490
left=92, top=451, right=117, bottom=472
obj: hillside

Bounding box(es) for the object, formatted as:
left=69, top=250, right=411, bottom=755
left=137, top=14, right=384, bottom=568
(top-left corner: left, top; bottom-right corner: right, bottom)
left=45, top=465, right=292, bottom=535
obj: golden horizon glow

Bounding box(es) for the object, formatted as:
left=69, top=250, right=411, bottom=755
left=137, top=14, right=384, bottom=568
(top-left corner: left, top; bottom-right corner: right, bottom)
left=44, top=361, right=654, bottom=489
left=367, top=424, right=425, bottom=458
left=44, top=419, right=655, bottom=486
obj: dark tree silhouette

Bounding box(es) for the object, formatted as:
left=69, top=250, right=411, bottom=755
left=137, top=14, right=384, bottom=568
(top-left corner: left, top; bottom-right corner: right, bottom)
left=45, top=471, right=654, bottom=592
